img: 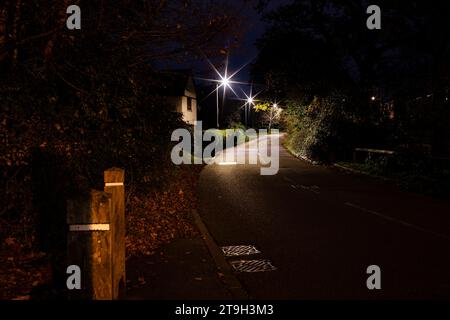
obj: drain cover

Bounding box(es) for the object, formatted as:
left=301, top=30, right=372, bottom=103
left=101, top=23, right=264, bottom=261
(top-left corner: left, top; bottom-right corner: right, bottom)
left=221, top=245, right=261, bottom=257
left=230, top=259, right=277, bottom=273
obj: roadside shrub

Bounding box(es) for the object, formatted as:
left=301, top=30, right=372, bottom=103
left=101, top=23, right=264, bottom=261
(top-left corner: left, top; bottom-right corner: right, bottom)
left=0, top=68, right=183, bottom=249
left=392, top=144, right=433, bottom=174
left=285, top=93, right=361, bottom=162
left=229, top=121, right=247, bottom=131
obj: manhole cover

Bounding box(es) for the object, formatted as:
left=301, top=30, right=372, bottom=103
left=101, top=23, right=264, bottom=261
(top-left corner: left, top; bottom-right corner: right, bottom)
left=230, top=259, right=277, bottom=273
left=221, top=245, right=261, bottom=257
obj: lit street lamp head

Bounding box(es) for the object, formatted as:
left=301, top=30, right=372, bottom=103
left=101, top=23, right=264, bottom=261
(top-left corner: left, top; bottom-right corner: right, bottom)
left=220, top=76, right=231, bottom=89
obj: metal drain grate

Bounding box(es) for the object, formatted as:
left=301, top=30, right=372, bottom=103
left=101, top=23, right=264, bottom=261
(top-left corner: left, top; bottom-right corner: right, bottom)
left=230, top=259, right=277, bottom=273
left=221, top=245, right=261, bottom=257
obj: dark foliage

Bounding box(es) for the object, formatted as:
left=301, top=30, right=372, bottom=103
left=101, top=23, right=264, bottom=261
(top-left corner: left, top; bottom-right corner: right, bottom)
left=253, top=0, right=449, bottom=162
left=0, top=0, right=244, bottom=297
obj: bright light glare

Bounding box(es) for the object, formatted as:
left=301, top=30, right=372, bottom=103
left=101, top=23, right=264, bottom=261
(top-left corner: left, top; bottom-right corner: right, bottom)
left=371, top=96, right=376, bottom=101
left=273, top=103, right=278, bottom=108
left=239, top=85, right=260, bottom=109
left=197, top=55, right=249, bottom=101
left=220, top=76, right=230, bottom=88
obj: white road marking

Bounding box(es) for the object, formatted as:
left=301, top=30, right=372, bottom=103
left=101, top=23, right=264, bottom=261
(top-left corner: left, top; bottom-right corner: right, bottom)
left=299, top=185, right=320, bottom=194
left=283, top=175, right=320, bottom=194
left=344, top=202, right=450, bottom=241
left=283, top=176, right=295, bottom=184
left=217, top=161, right=237, bottom=165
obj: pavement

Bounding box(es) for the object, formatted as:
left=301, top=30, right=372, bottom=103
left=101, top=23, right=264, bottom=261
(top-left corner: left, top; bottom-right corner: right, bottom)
left=126, top=237, right=233, bottom=300
left=197, top=133, right=450, bottom=299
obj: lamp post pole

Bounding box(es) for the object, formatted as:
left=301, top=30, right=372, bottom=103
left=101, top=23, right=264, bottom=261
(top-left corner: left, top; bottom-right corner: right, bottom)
left=216, top=84, right=219, bottom=128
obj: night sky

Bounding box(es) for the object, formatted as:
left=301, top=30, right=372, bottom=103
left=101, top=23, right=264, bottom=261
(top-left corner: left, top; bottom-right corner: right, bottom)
left=224, top=0, right=292, bottom=82
left=178, top=0, right=292, bottom=85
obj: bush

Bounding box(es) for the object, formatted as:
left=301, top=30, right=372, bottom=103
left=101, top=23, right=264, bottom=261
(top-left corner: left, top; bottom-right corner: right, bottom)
left=0, top=66, right=184, bottom=249
left=392, top=144, right=433, bottom=174
left=285, top=93, right=361, bottom=162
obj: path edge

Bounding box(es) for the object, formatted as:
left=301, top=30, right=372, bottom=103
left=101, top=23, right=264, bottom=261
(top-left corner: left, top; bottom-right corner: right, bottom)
left=191, top=209, right=249, bottom=300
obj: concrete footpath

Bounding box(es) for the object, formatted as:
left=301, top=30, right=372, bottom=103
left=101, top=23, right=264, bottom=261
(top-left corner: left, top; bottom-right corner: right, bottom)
left=125, top=210, right=247, bottom=300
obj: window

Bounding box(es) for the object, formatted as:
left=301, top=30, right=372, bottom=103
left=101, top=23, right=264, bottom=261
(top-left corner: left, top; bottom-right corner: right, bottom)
left=187, top=97, right=192, bottom=111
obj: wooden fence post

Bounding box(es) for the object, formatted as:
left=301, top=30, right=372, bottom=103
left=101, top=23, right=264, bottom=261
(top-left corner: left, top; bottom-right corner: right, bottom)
left=104, top=168, right=126, bottom=299
left=67, top=190, right=113, bottom=299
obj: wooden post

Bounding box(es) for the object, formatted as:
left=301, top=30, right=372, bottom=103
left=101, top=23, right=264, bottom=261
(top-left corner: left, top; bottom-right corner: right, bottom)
left=67, top=190, right=113, bottom=300
left=104, top=168, right=126, bottom=299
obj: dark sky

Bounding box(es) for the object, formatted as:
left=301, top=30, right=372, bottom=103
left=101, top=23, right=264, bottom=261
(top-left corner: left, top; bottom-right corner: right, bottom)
left=178, top=0, right=291, bottom=88
left=225, top=0, right=292, bottom=83
left=170, top=0, right=292, bottom=105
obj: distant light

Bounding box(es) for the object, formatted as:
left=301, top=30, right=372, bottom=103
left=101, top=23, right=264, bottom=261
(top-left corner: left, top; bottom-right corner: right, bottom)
left=247, top=97, right=254, bottom=104
left=371, top=96, right=376, bottom=101
left=273, top=103, right=278, bottom=108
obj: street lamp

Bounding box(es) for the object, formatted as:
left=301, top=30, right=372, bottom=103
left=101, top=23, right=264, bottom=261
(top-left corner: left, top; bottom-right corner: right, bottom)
left=245, top=97, right=254, bottom=127
left=221, top=77, right=231, bottom=89
left=216, top=75, right=233, bottom=127
left=199, top=55, right=249, bottom=128
left=241, top=86, right=259, bottom=127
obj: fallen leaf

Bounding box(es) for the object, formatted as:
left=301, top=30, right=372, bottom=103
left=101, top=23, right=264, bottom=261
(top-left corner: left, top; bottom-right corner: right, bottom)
left=138, top=276, right=146, bottom=285
left=4, top=237, right=15, bottom=246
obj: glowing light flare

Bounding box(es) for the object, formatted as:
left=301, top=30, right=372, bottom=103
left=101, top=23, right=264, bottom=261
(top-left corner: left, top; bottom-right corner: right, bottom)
left=197, top=55, right=248, bottom=101
left=239, top=86, right=261, bottom=110
left=220, top=77, right=230, bottom=88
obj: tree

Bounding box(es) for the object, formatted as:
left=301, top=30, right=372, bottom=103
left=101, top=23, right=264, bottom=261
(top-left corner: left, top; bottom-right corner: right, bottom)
left=0, top=0, right=248, bottom=269
left=252, top=0, right=449, bottom=153
left=254, top=102, right=282, bottom=131
left=252, top=0, right=449, bottom=101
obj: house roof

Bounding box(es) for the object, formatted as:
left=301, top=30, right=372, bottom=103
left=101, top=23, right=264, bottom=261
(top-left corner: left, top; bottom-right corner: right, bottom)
left=158, top=69, right=195, bottom=96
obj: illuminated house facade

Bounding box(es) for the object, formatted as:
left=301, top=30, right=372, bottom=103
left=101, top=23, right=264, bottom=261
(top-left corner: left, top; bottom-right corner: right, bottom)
left=161, top=70, right=197, bottom=125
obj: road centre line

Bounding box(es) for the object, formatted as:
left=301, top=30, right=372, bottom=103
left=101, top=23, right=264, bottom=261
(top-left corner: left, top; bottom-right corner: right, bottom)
left=299, top=185, right=320, bottom=194
left=344, top=202, right=450, bottom=242
left=281, top=174, right=447, bottom=241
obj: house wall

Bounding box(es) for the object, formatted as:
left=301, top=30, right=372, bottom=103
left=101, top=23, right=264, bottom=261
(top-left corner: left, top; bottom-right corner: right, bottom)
left=167, top=96, right=196, bottom=124
left=180, top=96, right=197, bottom=124
left=165, top=76, right=197, bottom=125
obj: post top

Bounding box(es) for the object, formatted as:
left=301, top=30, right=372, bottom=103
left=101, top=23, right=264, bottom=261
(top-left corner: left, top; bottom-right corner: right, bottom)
left=104, top=168, right=125, bottom=183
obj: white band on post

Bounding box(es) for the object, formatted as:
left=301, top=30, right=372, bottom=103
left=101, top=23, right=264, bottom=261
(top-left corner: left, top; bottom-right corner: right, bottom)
left=69, top=224, right=110, bottom=231
left=105, top=182, right=124, bottom=187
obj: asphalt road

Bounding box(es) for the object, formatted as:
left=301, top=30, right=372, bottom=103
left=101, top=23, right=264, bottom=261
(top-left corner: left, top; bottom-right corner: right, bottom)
left=198, top=134, right=450, bottom=299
